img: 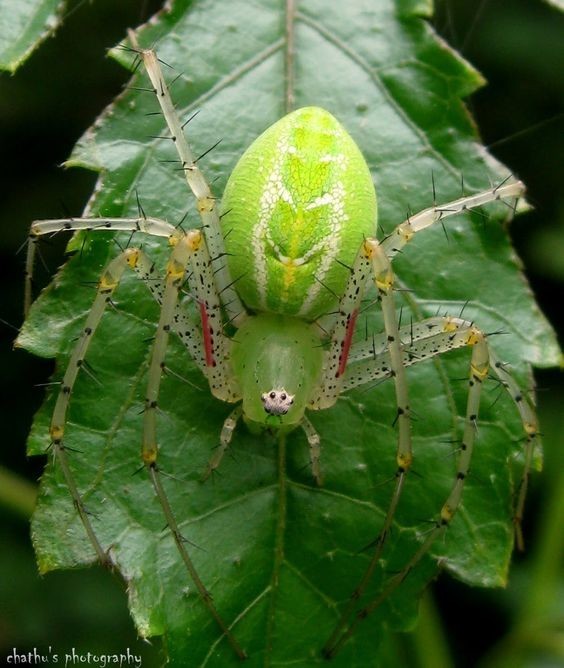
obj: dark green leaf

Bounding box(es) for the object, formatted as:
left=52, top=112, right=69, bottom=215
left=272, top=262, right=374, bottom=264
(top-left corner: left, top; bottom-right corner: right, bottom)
left=0, top=0, right=66, bottom=72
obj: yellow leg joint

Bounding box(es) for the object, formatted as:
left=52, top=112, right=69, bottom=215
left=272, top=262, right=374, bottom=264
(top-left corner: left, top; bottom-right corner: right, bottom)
left=524, top=421, right=538, bottom=436
left=397, top=453, right=413, bottom=470
left=443, top=318, right=459, bottom=333
left=470, top=362, right=489, bottom=381
left=397, top=222, right=414, bottom=243
left=50, top=425, right=64, bottom=441
left=166, top=257, right=187, bottom=282
left=362, top=239, right=378, bottom=259
left=168, top=232, right=182, bottom=247
left=466, top=327, right=483, bottom=346
left=440, top=504, right=454, bottom=523
left=142, top=448, right=158, bottom=465
left=184, top=229, right=202, bottom=251
left=125, top=248, right=140, bottom=268
left=98, top=273, right=118, bottom=292
left=375, top=270, right=394, bottom=292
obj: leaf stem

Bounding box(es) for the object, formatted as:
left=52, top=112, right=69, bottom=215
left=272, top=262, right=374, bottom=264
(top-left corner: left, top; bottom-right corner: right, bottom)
left=265, top=431, right=287, bottom=665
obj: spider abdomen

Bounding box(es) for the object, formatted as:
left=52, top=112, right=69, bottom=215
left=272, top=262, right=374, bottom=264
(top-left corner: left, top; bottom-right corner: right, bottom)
left=221, top=106, right=377, bottom=320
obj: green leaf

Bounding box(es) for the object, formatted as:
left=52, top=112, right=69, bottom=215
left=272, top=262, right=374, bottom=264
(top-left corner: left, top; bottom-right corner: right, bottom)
left=17, top=0, right=560, bottom=666
left=0, top=0, right=66, bottom=72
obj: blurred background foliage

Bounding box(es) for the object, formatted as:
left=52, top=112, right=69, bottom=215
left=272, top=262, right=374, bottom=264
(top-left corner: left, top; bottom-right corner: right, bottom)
left=0, top=0, right=562, bottom=666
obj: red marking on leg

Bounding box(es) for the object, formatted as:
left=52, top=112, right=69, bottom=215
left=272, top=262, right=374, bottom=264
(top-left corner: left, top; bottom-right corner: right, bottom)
left=199, top=301, right=215, bottom=367
left=337, top=308, right=359, bottom=377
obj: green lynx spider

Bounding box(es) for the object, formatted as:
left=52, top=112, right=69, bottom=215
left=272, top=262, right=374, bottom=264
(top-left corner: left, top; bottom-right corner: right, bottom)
left=24, top=39, right=538, bottom=660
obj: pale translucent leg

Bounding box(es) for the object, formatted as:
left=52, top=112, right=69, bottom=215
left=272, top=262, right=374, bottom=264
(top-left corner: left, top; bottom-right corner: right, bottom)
left=203, top=405, right=243, bottom=480
left=315, top=179, right=525, bottom=337
left=26, top=217, right=238, bottom=398
left=44, top=245, right=197, bottom=554
left=301, top=416, right=323, bottom=485
left=41, top=231, right=245, bottom=659
left=381, top=179, right=525, bottom=260
left=48, top=248, right=142, bottom=566
left=318, top=180, right=528, bottom=657
left=323, top=326, right=491, bottom=658
left=316, top=238, right=413, bottom=654
left=312, top=238, right=414, bottom=552
left=323, top=316, right=538, bottom=657
left=25, top=216, right=179, bottom=315
left=128, top=31, right=246, bottom=328
left=139, top=230, right=246, bottom=659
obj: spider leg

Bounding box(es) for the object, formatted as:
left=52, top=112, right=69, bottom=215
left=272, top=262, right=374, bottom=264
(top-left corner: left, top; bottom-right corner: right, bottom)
left=47, top=246, right=156, bottom=567
left=27, top=216, right=238, bottom=399
left=323, top=322, right=490, bottom=658
left=323, top=316, right=538, bottom=658
left=319, top=239, right=413, bottom=653
left=346, top=315, right=538, bottom=546
left=141, top=230, right=246, bottom=659
left=25, top=216, right=179, bottom=315
left=129, top=33, right=246, bottom=327
left=343, top=315, right=492, bottom=386
left=301, top=416, right=323, bottom=485
left=38, top=229, right=244, bottom=658
left=381, top=180, right=525, bottom=260
left=203, top=405, right=243, bottom=480
left=43, top=240, right=219, bottom=559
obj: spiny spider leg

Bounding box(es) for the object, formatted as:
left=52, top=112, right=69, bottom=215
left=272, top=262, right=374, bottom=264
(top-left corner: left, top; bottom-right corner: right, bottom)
left=137, top=230, right=246, bottom=659
left=312, top=238, right=412, bottom=474
left=33, top=225, right=245, bottom=658
left=487, top=351, right=538, bottom=551
left=142, top=230, right=246, bottom=659
left=315, top=180, right=525, bottom=338
left=24, top=216, right=178, bottom=315
left=127, top=31, right=246, bottom=327
left=27, top=217, right=208, bottom=380
left=323, top=181, right=531, bottom=657
left=318, top=238, right=413, bottom=653
left=323, top=315, right=537, bottom=658
left=377, top=176, right=534, bottom=547
left=343, top=315, right=497, bottom=383
left=46, top=248, right=142, bottom=567
left=381, top=180, right=525, bottom=259
left=47, top=246, right=165, bottom=563
left=323, top=328, right=491, bottom=658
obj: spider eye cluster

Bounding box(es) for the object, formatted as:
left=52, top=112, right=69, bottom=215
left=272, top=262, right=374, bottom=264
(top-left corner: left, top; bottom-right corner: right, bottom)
left=261, top=389, right=295, bottom=415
